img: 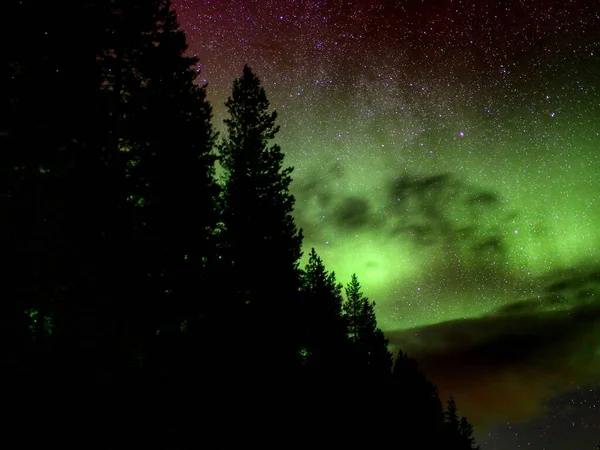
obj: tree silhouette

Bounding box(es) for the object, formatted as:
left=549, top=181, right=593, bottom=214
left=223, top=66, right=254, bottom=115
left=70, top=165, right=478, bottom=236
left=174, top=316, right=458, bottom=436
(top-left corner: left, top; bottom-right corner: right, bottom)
left=1, top=0, right=219, bottom=385
left=299, top=248, right=350, bottom=376
left=444, top=396, right=480, bottom=449
left=460, top=416, right=479, bottom=449
left=1, top=4, right=484, bottom=446
left=343, top=273, right=392, bottom=377
left=389, top=350, right=447, bottom=446
left=446, top=396, right=461, bottom=430
left=218, top=65, right=303, bottom=372
left=102, top=0, right=220, bottom=379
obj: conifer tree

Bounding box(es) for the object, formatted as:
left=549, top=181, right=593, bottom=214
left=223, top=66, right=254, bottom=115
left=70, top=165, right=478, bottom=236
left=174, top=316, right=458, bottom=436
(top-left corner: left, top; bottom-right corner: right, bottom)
left=444, top=396, right=479, bottom=449
left=446, top=396, right=461, bottom=430
left=459, top=416, right=479, bottom=449
left=48, top=0, right=220, bottom=379
left=299, top=248, right=349, bottom=375
left=343, top=274, right=392, bottom=376
left=218, top=65, right=303, bottom=371
left=102, top=0, right=220, bottom=369
left=391, top=350, right=445, bottom=446
left=1, top=0, right=219, bottom=383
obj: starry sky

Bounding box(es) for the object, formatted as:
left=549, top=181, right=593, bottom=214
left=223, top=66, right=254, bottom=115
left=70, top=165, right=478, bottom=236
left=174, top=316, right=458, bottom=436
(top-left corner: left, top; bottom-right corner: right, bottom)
left=172, top=0, right=599, bottom=448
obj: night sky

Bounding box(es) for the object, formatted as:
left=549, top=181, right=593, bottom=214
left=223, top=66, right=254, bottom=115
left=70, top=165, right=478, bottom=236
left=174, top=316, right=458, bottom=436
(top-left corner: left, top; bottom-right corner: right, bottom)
left=172, top=0, right=599, bottom=448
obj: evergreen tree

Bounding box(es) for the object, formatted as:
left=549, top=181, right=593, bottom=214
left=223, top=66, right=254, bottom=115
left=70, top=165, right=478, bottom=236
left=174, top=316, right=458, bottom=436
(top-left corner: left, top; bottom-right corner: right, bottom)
left=1, top=0, right=219, bottom=385
left=459, top=416, right=479, bottom=449
left=218, top=65, right=303, bottom=372
left=99, top=0, right=220, bottom=377
left=446, top=396, right=461, bottom=430
left=299, top=248, right=350, bottom=375
left=444, top=396, right=479, bottom=449
left=391, top=350, right=445, bottom=446
left=343, top=273, right=392, bottom=377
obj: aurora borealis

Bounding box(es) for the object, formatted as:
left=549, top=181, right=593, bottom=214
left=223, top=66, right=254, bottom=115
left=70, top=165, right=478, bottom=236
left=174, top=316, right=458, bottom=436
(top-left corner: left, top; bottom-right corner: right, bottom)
left=173, top=0, right=599, bottom=447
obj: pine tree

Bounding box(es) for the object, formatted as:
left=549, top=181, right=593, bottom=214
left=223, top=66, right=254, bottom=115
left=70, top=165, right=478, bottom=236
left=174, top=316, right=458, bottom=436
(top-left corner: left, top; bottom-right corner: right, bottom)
left=1, top=0, right=219, bottom=385
left=444, top=396, right=479, bottom=449
left=459, top=416, right=479, bottom=449
left=343, top=274, right=392, bottom=376
left=391, top=351, right=445, bottom=446
left=446, top=396, right=460, bottom=430
left=101, top=0, right=220, bottom=374
left=299, top=248, right=349, bottom=375
left=218, top=65, right=303, bottom=372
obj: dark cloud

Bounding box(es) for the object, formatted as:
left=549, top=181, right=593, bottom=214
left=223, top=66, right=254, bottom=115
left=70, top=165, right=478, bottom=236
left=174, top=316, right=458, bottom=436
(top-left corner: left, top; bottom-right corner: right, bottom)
left=295, top=170, right=515, bottom=264
left=467, top=191, right=501, bottom=205
left=292, top=162, right=345, bottom=209
left=387, top=173, right=510, bottom=245
left=331, top=196, right=372, bottom=230
left=494, top=267, right=600, bottom=314
left=386, top=266, right=600, bottom=426
left=292, top=173, right=333, bottom=223
left=327, top=161, right=344, bottom=178
left=383, top=172, right=515, bottom=274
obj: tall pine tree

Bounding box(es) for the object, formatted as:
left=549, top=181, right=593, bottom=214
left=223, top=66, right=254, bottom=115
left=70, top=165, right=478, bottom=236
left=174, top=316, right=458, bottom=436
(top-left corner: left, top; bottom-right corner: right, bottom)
left=1, top=0, right=219, bottom=386
left=100, top=0, right=220, bottom=378
left=218, top=65, right=303, bottom=373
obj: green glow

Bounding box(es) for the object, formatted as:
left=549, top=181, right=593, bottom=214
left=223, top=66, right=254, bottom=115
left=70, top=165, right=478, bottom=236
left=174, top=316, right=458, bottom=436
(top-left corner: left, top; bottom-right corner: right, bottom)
left=298, top=347, right=311, bottom=364
left=307, top=238, right=422, bottom=294
left=288, top=110, right=599, bottom=330
left=127, top=195, right=147, bottom=207
left=126, top=158, right=140, bottom=168
left=25, top=309, right=54, bottom=336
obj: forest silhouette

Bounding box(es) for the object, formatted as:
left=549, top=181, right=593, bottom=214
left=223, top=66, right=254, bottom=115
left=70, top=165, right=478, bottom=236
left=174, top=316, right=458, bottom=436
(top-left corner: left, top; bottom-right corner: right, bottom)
left=2, top=1, right=480, bottom=447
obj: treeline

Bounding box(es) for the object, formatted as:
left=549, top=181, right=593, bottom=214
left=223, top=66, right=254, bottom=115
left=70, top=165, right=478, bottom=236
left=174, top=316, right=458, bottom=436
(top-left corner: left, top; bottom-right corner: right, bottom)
left=1, top=1, right=478, bottom=447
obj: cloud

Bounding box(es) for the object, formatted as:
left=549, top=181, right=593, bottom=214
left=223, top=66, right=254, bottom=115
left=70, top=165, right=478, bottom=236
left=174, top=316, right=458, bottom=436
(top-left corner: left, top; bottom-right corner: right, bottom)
left=331, top=196, right=373, bottom=230
left=384, top=173, right=516, bottom=270
left=296, top=169, right=515, bottom=261
left=386, top=266, right=600, bottom=427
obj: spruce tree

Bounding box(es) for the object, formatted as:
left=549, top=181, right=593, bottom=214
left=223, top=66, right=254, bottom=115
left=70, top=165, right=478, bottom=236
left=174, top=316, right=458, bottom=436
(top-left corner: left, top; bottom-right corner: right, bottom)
left=444, top=396, right=479, bottom=449
left=459, top=416, right=479, bottom=449
left=299, top=248, right=350, bottom=376
left=218, top=65, right=303, bottom=372
left=101, top=0, right=220, bottom=375
left=343, top=273, right=392, bottom=377
left=391, top=350, right=445, bottom=446
left=1, top=0, right=219, bottom=384
left=446, top=396, right=461, bottom=430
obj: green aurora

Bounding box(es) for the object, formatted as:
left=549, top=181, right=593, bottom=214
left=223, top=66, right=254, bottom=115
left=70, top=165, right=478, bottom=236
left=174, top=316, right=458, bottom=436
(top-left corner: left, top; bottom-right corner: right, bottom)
left=279, top=89, right=600, bottom=330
